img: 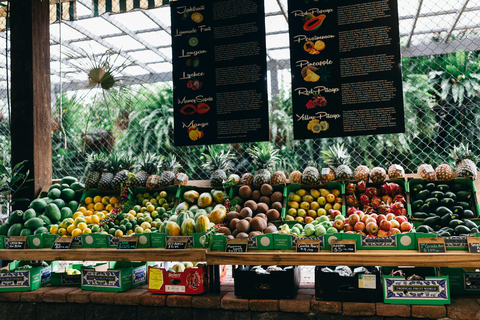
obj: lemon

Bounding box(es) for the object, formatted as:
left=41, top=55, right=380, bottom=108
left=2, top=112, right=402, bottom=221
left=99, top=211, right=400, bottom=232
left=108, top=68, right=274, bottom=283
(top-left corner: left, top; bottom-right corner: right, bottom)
left=49, top=224, right=59, bottom=234
left=93, top=195, right=102, bottom=203
left=75, top=216, right=86, bottom=225
left=83, top=228, right=92, bottom=234
left=94, top=202, right=104, bottom=211
left=159, top=191, right=167, bottom=198
left=66, top=218, right=75, bottom=224
left=58, top=220, right=68, bottom=229
left=91, top=215, right=100, bottom=224
left=136, top=212, right=144, bottom=219
left=78, top=207, right=87, bottom=214
left=84, top=216, right=92, bottom=224
left=150, top=198, right=157, bottom=204
left=97, top=212, right=105, bottom=219
left=114, top=229, right=124, bottom=237
left=126, top=214, right=136, bottom=221
left=84, top=197, right=93, bottom=205
left=141, top=222, right=151, bottom=230
left=126, top=229, right=134, bottom=235
left=102, top=196, right=110, bottom=205
left=134, top=226, right=144, bottom=234
left=140, top=207, right=147, bottom=213
left=129, top=210, right=137, bottom=216
left=71, top=228, right=83, bottom=237
left=144, top=229, right=151, bottom=233
left=58, top=228, right=68, bottom=236
left=73, top=212, right=84, bottom=219
left=142, top=199, right=149, bottom=206
left=77, top=222, right=87, bottom=231
left=67, top=224, right=76, bottom=234
left=146, top=204, right=155, bottom=212
left=84, top=210, right=93, bottom=217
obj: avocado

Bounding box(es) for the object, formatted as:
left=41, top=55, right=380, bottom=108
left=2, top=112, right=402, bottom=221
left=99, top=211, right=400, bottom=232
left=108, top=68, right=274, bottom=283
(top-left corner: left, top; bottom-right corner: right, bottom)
left=452, top=183, right=468, bottom=192
left=439, top=213, right=452, bottom=227
left=416, top=225, right=431, bottom=234
left=457, top=201, right=471, bottom=210
left=425, top=198, right=439, bottom=208
left=444, top=192, right=457, bottom=200
left=454, top=225, right=471, bottom=236
left=416, top=190, right=430, bottom=200
left=419, top=204, right=430, bottom=213
left=462, top=209, right=475, bottom=219
left=436, top=184, right=450, bottom=192
left=424, top=216, right=440, bottom=226
left=439, top=198, right=455, bottom=208
left=457, top=191, right=472, bottom=202
left=412, top=212, right=429, bottom=219
left=411, top=184, right=424, bottom=193
left=411, top=199, right=424, bottom=210
left=449, top=219, right=464, bottom=229
left=435, top=206, right=452, bottom=216
left=431, top=191, right=444, bottom=198
left=451, top=206, right=464, bottom=215
left=437, top=230, right=452, bottom=237
left=463, top=219, right=477, bottom=230
left=425, top=183, right=436, bottom=192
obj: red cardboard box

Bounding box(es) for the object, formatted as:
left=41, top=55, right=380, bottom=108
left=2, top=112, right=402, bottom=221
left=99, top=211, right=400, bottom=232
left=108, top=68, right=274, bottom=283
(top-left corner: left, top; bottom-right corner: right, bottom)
left=148, top=265, right=209, bottom=294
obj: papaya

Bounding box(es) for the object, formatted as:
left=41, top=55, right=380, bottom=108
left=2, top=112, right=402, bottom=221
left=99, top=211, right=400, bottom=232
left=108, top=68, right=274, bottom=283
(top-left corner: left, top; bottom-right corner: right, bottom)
left=29, top=198, right=47, bottom=213
left=303, top=14, right=326, bottom=31
left=7, top=223, right=23, bottom=237
left=61, top=188, right=76, bottom=201
left=19, top=228, right=33, bottom=237
left=24, top=217, right=45, bottom=230
left=195, top=215, right=210, bottom=233
left=34, top=227, right=49, bottom=235
left=60, top=176, right=78, bottom=185
left=198, top=192, right=213, bottom=208
left=45, top=203, right=62, bottom=223
left=165, top=221, right=181, bottom=236
left=60, top=207, right=73, bottom=220
left=159, top=221, right=168, bottom=234
left=7, top=210, right=24, bottom=225
left=209, top=204, right=226, bottom=224
left=0, top=223, right=10, bottom=236
left=47, top=188, right=61, bottom=199
left=194, top=210, right=208, bottom=222
left=175, top=201, right=189, bottom=214
left=181, top=218, right=196, bottom=236
left=176, top=212, right=189, bottom=230
left=37, top=215, right=52, bottom=226
left=52, top=198, right=65, bottom=209
left=183, top=190, right=200, bottom=203
left=210, top=190, right=225, bottom=204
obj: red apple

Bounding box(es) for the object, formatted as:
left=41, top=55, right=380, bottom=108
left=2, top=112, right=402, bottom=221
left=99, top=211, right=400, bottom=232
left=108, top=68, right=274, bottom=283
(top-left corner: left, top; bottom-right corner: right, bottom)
left=361, top=214, right=369, bottom=224
left=395, top=216, right=408, bottom=224
left=386, top=213, right=396, bottom=221
left=377, top=229, right=389, bottom=237
left=349, top=213, right=360, bottom=226
left=357, top=211, right=365, bottom=220
left=365, top=222, right=378, bottom=234
left=333, top=219, right=344, bottom=230
left=357, top=231, right=367, bottom=236
left=400, top=221, right=413, bottom=232
left=354, top=221, right=366, bottom=232
left=365, top=217, right=377, bottom=225
left=376, top=214, right=386, bottom=224
left=366, top=233, right=376, bottom=237
left=388, top=228, right=401, bottom=236
left=347, top=207, right=357, bottom=216
left=344, top=224, right=354, bottom=232
left=390, top=219, right=400, bottom=229
left=345, top=230, right=355, bottom=234
left=380, top=219, right=392, bottom=231
left=370, top=213, right=378, bottom=220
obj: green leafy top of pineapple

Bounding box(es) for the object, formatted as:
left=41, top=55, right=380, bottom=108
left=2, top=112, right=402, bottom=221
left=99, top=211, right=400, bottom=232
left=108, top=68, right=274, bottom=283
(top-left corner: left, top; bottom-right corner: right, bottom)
left=246, top=143, right=279, bottom=171
left=321, top=143, right=351, bottom=169
left=86, top=153, right=107, bottom=172
left=450, top=143, right=478, bottom=165
left=202, top=145, right=234, bottom=173
left=118, top=156, right=135, bottom=172
left=160, top=154, right=182, bottom=173
left=104, top=154, right=122, bottom=173
left=135, top=152, right=160, bottom=175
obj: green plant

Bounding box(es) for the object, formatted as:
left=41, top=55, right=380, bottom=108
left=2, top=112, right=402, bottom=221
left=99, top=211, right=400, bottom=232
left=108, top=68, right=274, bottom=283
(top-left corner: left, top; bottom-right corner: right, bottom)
left=0, top=160, right=32, bottom=217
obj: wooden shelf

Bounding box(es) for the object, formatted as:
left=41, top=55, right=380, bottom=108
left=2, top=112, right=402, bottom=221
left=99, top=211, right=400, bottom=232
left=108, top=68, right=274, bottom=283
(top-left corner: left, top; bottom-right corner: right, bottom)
left=0, top=248, right=207, bottom=262
left=206, top=250, right=480, bottom=267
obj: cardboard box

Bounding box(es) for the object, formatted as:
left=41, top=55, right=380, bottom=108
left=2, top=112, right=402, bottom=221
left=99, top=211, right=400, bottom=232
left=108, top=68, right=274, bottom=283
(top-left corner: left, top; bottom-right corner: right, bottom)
left=0, top=261, right=52, bottom=292
left=315, top=266, right=383, bottom=302
left=234, top=265, right=300, bottom=299
left=439, top=267, right=480, bottom=294
left=81, top=262, right=133, bottom=292
left=148, top=265, right=209, bottom=295
left=382, top=267, right=450, bottom=305
left=51, top=264, right=82, bottom=286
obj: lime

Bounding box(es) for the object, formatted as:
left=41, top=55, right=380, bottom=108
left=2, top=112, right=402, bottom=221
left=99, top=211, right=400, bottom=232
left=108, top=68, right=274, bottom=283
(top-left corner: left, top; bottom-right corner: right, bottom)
left=119, top=225, right=127, bottom=233
left=158, top=207, right=166, bottom=215
left=109, top=228, right=116, bottom=235
left=125, top=222, right=133, bottom=230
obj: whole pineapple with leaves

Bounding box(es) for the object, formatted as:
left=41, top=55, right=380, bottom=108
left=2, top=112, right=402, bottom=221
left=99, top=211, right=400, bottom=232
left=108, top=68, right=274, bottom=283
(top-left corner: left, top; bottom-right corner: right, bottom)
left=354, top=165, right=370, bottom=181
left=321, top=143, right=353, bottom=181
left=451, top=143, right=478, bottom=180
left=241, top=172, right=254, bottom=186
left=174, top=172, right=189, bottom=186
left=370, top=167, right=387, bottom=184
left=435, top=164, right=455, bottom=181
left=246, top=144, right=279, bottom=188
left=289, top=169, right=302, bottom=184
left=132, top=153, right=159, bottom=188
left=271, top=160, right=287, bottom=185
left=98, top=155, right=120, bottom=190
left=302, top=161, right=320, bottom=186
left=202, top=146, right=234, bottom=189
left=319, top=167, right=335, bottom=183
left=159, top=155, right=182, bottom=187
left=417, top=164, right=436, bottom=180
left=388, top=164, right=405, bottom=180
left=146, top=156, right=162, bottom=190
left=85, top=153, right=106, bottom=189
left=111, top=157, right=134, bottom=190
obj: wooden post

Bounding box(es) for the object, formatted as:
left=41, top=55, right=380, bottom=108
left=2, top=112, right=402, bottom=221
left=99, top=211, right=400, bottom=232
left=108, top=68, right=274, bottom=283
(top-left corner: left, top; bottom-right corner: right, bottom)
left=10, top=0, right=52, bottom=205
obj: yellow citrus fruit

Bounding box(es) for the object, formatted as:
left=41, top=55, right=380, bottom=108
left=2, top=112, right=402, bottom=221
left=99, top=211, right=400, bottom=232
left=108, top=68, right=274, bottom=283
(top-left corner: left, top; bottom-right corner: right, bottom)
left=105, top=204, right=113, bottom=212
left=136, top=212, right=144, bottom=219
left=101, top=230, right=108, bottom=235
left=126, top=229, right=134, bottom=235
left=146, top=204, right=155, bottom=212
left=91, top=215, right=100, bottom=224
left=94, top=203, right=104, bottom=211
left=84, top=197, right=93, bottom=205
left=142, top=199, right=149, bottom=206
left=134, top=226, right=144, bottom=234
left=73, top=212, right=84, bottom=219
left=71, top=228, right=83, bottom=237
left=78, top=207, right=87, bottom=214
left=151, top=211, right=158, bottom=218
left=102, top=196, right=110, bottom=205
left=97, top=212, right=105, bottom=219
left=75, top=217, right=86, bottom=225
left=77, top=222, right=87, bottom=230
left=144, top=229, right=151, bottom=233
left=84, top=210, right=93, bottom=217
left=191, top=12, right=203, bottom=23
left=49, top=225, right=59, bottom=234
left=150, top=198, right=157, bottom=204
left=93, top=195, right=102, bottom=203
left=87, top=203, right=95, bottom=210
left=83, top=228, right=92, bottom=234
left=141, top=222, right=151, bottom=229
left=127, top=214, right=135, bottom=221
left=84, top=216, right=92, bottom=224
left=110, top=197, right=118, bottom=205
left=114, top=230, right=124, bottom=237
left=58, top=228, right=68, bottom=236
left=67, top=224, right=76, bottom=234
left=66, top=218, right=75, bottom=224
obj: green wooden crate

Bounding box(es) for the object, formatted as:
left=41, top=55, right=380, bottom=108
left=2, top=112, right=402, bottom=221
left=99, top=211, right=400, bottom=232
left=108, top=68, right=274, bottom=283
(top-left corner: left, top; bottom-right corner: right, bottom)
left=0, top=261, right=52, bottom=292
left=51, top=264, right=82, bottom=286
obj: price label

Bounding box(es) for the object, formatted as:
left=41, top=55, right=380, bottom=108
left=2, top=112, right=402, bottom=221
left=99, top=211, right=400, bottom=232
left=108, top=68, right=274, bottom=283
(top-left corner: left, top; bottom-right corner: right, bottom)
left=225, top=239, right=248, bottom=252
left=8, top=236, right=27, bottom=249
left=166, top=238, right=188, bottom=250
left=117, top=237, right=138, bottom=249
left=321, top=168, right=331, bottom=175
left=418, top=237, right=445, bottom=253
left=331, top=239, right=356, bottom=253
left=296, top=239, right=320, bottom=252
left=52, top=237, right=73, bottom=250
left=467, top=237, right=480, bottom=253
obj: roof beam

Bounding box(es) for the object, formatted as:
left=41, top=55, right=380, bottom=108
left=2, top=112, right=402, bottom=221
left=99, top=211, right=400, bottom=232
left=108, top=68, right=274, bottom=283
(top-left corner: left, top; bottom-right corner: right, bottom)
left=406, top=0, right=423, bottom=47
left=445, top=0, right=470, bottom=42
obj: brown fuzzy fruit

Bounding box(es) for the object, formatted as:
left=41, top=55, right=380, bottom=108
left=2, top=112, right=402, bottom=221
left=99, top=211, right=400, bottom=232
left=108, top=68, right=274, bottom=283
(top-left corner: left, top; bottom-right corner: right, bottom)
left=244, top=217, right=253, bottom=222
left=217, top=226, right=231, bottom=236
left=235, top=204, right=243, bottom=212
left=255, top=213, right=268, bottom=221
left=251, top=190, right=261, bottom=201
left=260, top=184, right=273, bottom=196
left=270, top=191, right=283, bottom=203
left=259, top=196, right=271, bottom=206
left=227, top=235, right=235, bottom=240
left=238, top=185, right=252, bottom=199
left=256, top=202, right=269, bottom=214
left=236, top=220, right=250, bottom=233
left=271, top=201, right=283, bottom=211
left=229, top=218, right=240, bottom=230
left=236, top=232, right=249, bottom=239
left=244, top=200, right=258, bottom=212
left=266, top=209, right=280, bottom=221
left=239, top=207, right=253, bottom=219
left=226, top=211, right=240, bottom=222
left=250, top=217, right=267, bottom=231
left=264, top=225, right=277, bottom=234
left=249, top=231, right=262, bottom=238
left=267, top=222, right=274, bottom=227
left=232, top=229, right=239, bottom=237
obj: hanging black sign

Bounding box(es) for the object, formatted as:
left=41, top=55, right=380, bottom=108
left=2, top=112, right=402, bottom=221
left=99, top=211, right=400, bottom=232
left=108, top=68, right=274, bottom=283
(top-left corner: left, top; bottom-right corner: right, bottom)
left=171, top=0, right=269, bottom=146
left=288, top=0, right=404, bottom=139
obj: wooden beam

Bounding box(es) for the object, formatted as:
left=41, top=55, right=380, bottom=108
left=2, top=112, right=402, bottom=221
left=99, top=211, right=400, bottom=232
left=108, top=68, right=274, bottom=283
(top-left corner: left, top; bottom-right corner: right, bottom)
left=10, top=0, right=52, bottom=204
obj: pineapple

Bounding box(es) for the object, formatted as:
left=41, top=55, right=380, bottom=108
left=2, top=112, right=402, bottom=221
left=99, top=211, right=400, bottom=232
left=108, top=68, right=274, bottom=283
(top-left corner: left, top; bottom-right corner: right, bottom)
left=319, top=167, right=335, bottom=183
left=271, top=161, right=287, bottom=185
left=98, top=155, right=119, bottom=190
left=289, top=170, right=302, bottom=184
left=321, top=143, right=353, bottom=181
left=388, top=164, right=405, bottom=180
left=451, top=143, right=478, bottom=180
left=302, top=161, right=319, bottom=186
left=159, top=155, right=182, bottom=187
left=203, top=146, right=234, bottom=189
left=354, top=165, right=370, bottom=181
left=435, top=164, right=455, bottom=181
left=111, top=157, right=134, bottom=190
left=146, top=156, right=162, bottom=190
left=174, top=172, right=189, bottom=186
left=241, top=173, right=254, bottom=186
left=246, top=144, right=279, bottom=188
left=418, top=164, right=436, bottom=180
left=132, top=153, right=159, bottom=188
left=370, top=167, right=387, bottom=184
left=85, top=153, right=106, bottom=189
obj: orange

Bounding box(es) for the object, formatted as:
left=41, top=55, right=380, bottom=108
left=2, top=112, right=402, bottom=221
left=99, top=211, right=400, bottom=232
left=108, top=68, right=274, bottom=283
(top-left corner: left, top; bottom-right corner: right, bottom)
left=84, top=210, right=93, bottom=217
left=93, top=195, right=102, bottom=203
left=87, top=203, right=95, bottom=210
left=78, top=206, right=87, bottom=213
left=84, top=197, right=93, bottom=205
left=110, top=197, right=118, bottom=205
left=94, top=202, right=104, bottom=211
